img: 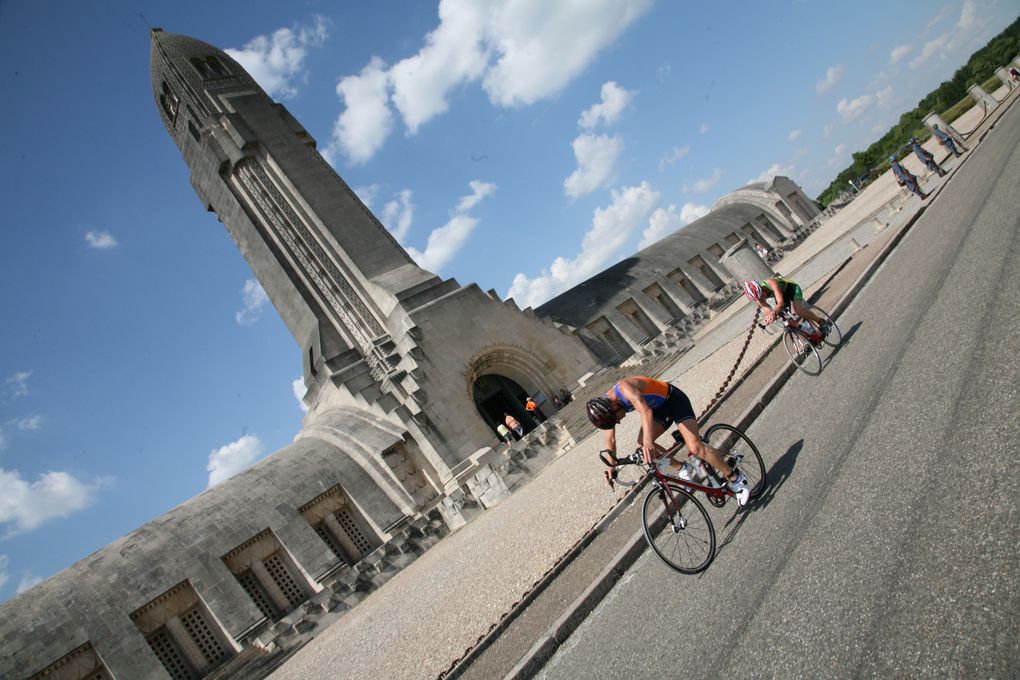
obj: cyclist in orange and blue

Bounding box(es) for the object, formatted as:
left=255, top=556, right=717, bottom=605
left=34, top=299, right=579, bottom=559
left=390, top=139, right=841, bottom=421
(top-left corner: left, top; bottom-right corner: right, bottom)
left=743, top=277, right=830, bottom=335
left=586, top=376, right=750, bottom=505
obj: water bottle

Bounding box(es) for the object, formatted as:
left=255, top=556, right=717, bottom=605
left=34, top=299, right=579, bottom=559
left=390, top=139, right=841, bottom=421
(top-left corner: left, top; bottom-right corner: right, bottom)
left=688, top=457, right=708, bottom=482
left=800, top=320, right=814, bottom=334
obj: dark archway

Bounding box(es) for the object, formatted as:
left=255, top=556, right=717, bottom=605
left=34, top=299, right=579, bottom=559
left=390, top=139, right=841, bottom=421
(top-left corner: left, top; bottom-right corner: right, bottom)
left=472, top=374, right=537, bottom=436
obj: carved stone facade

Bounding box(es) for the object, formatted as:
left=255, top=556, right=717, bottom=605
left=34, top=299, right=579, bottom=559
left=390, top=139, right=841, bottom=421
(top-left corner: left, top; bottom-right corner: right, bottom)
left=0, top=29, right=824, bottom=680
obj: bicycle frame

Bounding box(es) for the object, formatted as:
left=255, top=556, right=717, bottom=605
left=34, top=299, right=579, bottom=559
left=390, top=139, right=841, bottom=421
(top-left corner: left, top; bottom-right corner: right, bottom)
left=762, top=308, right=823, bottom=346
left=604, top=438, right=736, bottom=503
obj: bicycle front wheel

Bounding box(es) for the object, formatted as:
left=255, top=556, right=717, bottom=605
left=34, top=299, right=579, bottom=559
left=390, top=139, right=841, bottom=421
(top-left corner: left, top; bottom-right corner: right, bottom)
left=704, top=423, right=767, bottom=501
left=809, top=305, right=842, bottom=347
left=642, top=482, right=716, bottom=574
left=783, top=329, right=822, bottom=375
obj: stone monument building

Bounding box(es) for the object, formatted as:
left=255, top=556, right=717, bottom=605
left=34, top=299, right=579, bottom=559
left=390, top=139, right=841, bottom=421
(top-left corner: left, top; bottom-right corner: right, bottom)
left=0, top=30, right=819, bottom=680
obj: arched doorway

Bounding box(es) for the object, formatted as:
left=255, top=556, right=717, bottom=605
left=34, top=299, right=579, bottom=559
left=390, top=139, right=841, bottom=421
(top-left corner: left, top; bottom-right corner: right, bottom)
left=467, top=345, right=560, bottom=438
left=472, top=374, right=536, bottom=436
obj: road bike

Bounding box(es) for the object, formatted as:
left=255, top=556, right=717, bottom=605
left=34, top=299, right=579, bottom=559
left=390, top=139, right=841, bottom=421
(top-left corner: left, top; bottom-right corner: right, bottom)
left=760, top=305, right=842, bottom=376
left=602, top=424, right=766, bottom=574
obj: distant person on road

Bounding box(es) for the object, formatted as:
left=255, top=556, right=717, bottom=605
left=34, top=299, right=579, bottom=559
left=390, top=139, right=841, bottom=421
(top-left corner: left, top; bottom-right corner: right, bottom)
left=905, top=137, right=946, bottom=177
left=890, top=156, right=928, bottom=199
left=1009, top=67, right=1020, bottom=83
left=585, top=376, right=750, bottom=506
left=742, top=277, right=830, bottom=334
left=504, top=413, right=523, bottom=439
left=931, top=124, right=965, bottom=156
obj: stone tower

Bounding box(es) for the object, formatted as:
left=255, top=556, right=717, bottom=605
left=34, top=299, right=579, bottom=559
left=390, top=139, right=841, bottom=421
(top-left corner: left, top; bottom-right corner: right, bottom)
left=149, top=30, right=599, bottom=523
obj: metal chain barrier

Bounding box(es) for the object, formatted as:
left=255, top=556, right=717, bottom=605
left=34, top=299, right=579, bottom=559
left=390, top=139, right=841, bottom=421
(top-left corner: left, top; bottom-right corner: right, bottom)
left=702, top=306, right=761, bottom=415
left=437, top=306, right=763, bottom=679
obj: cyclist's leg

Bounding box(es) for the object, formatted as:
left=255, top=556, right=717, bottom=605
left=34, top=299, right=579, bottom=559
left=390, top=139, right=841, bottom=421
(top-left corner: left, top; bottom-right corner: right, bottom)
left=676, top=418, right=737, bottom=482
left=791, top=298, right=823, bottom=325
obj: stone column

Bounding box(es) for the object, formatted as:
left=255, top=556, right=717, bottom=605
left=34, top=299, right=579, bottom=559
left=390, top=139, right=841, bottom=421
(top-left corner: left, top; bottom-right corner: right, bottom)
left=923, top=113, right=965, bottom=145
left=165, top=616, right=209, bottom=671
left=720, top=239, right=774, bottom=284
left=251, top=560, right=292, bottom=613
left=967, top=83, right=998, bottom=111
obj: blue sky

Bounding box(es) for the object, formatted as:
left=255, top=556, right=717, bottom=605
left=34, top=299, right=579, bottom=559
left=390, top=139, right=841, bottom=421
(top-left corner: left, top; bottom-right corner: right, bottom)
left=0, top=0, right=1015, bottom=601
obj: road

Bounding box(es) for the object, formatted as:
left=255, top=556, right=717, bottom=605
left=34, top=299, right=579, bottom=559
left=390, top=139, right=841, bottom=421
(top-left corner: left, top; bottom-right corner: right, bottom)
left=536, top=104, right=1020, bottom=678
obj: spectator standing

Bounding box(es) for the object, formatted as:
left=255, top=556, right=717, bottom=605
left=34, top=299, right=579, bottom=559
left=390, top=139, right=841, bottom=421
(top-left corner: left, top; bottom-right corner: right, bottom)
left=504, top=413, right=523, bottom=439
left=496, top=422, right=513, bottom=445
left=931, top=124, right=965, bottom=156
left=906, top=137, right=946, bottom=177
left=525, top=396, right=545, bottom=423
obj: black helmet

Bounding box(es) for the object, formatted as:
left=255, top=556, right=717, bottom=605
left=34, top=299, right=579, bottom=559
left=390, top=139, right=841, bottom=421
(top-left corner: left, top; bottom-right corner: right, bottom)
left=586, top=397, right=617, bottom=429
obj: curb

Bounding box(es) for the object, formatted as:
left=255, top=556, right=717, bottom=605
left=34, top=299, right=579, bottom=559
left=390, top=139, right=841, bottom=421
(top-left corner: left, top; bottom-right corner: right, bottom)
left=500, top=193, right=933, bottom=680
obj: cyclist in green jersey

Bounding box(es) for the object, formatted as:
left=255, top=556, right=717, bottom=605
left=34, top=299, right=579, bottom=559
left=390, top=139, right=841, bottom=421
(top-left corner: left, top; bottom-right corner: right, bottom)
left=742, top=277, right=830, bottom=334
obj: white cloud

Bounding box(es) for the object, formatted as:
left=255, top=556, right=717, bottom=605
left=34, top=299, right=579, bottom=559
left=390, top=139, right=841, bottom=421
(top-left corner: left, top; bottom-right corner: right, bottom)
left=389, top=2, right=489, bottom=133
left=329, top=0, right=652, bottom=164
left=699, top=122, right=710, bottom=135
left=507, top=182, right=661, bottom=308
left=381, top=189, right=414, bottom=243
left=638, top=202, right=709, bottom=250
left=578, top=81, right=635, bottom=130
left=0, top=469, right=102, bottom=536
left=15, top=415, right=42, bottom=431
left=834, top=143, right=848, bottom=155
left=563, top=134, right=624, bottom=198
left=327, top=56, right=395, bottom=165
left=658, top=145, right=690, bottom=172
left=407, top=181, right=496, bottom=273
left=910, top=1, right=978, bottom=71
left=683, top=168, right=722, bottom=194
left=889, top=44, right=912, bottom=65
left=875, top=85, right=894, bottom=108
left=481, top=0, right=653, bottom=107
left=84, top=231, right=117, bottom=249
left=4, top=372, right=30, bottom=400
left=235, top=279, right=269, bottom=326
left=749, top=163, right=795, bottom=184
left=815, top=64, right=846, bottom=95
left=225, top=16, right=328, bottom=99
left=16, top=573, right=43, bottom=594
left=836, top=92, right=876, bottom=122
left=353, top=184, right=381, bottom=210
left=292, top=378, right=309, bottom=413
left=206, top=434, right=265, bottom=488
left=788, top=129, right=803, bottom=142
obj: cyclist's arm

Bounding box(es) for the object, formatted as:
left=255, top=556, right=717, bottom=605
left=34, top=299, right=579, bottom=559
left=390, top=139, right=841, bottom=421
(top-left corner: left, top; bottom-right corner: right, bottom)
left=615, top=377, right=657, bottom=464
left=602, top=427, right=617, bottom=463
left=762, top=278, right=784, bottom=322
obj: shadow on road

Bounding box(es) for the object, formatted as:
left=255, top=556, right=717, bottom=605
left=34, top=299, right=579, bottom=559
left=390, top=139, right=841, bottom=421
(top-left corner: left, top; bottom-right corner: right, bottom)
left=713, top=439, right=804, bottom=557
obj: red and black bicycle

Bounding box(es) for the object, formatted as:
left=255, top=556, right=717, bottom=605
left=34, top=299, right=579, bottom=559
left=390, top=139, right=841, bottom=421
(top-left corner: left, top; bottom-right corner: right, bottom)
left=603, top=424, right=766, bottom=574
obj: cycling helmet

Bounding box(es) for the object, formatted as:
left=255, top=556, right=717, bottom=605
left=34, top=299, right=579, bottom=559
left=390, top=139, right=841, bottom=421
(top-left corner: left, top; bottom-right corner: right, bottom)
left=889, top=155, right=897, bottom=162
left=586, top=396, right=617, bottom=430
left=742, top=280, right=763, bottom=302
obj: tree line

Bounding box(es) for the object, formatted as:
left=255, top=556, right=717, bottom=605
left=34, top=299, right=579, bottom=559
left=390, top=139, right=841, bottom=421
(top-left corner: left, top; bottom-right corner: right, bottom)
left=817, top=15, right=1020, bottom=207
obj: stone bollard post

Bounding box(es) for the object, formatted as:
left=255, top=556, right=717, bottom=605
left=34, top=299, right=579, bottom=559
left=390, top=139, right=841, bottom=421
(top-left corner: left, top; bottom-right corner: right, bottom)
left=720, top=238, right=775, bottom=286
left=967, top=83, right=998, bottom=111
left=995, top=67, right=1014, bottom=90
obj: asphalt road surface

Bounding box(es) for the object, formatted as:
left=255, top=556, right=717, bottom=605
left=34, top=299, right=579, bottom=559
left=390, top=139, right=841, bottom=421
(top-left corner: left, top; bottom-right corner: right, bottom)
left=536, top=104, right=1020, bottom=679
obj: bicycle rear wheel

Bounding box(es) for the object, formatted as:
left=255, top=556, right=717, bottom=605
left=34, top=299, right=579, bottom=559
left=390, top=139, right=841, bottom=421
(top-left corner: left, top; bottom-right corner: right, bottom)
left=783, top=329, right=822, bottom=375
left=704, top=423, right=767, bottom=501
left=809, top=305, right=842, bottom=347
left=642, top=482, right=716, bottom=574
